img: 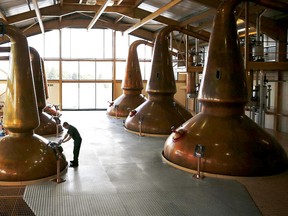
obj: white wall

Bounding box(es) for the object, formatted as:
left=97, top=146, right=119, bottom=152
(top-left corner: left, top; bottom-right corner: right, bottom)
left=46, top=82, right=60, bottom=106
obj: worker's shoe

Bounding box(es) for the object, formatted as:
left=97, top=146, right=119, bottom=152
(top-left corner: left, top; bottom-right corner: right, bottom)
left=69, top=161, right=78, bottom=167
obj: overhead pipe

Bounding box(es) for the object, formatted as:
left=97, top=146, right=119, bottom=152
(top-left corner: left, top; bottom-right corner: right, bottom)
left=163, top=0, right=288, bottom=176
left=0, top=23, right=67, bottom=183
left=255, top=10, right=264, bottom=43
left=252, top=9, right=265, bottom=61
left=124, top=26, right=208, bottom=136
left=30, top=47, right=63, bottom=135
left=193, top=38, right=202, bottom=66
left=107, top=40, right=150, bottom=118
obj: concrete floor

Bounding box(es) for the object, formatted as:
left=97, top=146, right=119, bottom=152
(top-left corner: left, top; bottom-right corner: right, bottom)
left=21, top=111, right=288, bottom=216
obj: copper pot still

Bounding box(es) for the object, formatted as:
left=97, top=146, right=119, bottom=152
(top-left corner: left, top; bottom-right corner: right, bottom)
left=30, top=47, right=63, bottom=135
left=0, top=46, right=63, bottom=136
left=124, top=26, right=210, bottom=136
left=163, top=0, right=288, bottom=176
left=107, top=40, right=148, bottom=118
left=0, top=23, right=67, bottom=183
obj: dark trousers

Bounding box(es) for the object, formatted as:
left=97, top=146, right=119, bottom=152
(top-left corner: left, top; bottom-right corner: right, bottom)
left=73, top=138, right=82, bottom=165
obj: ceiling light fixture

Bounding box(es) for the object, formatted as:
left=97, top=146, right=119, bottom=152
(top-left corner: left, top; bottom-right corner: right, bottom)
left=86, top=0, right=97, bottom=5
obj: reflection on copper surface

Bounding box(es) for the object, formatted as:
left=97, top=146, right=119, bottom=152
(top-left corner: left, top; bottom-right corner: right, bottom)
left=163, top=0, right=288, bottom=176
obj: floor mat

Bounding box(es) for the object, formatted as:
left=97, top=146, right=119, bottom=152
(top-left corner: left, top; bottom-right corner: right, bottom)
left=0, top=186, right=35, bottom=216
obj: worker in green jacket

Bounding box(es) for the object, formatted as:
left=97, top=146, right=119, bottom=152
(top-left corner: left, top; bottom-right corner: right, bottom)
left=61, top=122, right=82, bottom=167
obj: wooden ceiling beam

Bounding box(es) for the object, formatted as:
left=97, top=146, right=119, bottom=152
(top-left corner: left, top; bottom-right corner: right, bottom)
left=134, top=0, right=145, bottom=8
left=87, top=0, right=111, bottom=30
left=124, top=0, right=182, bottom=34
left=6, top=4, right=131, bottom=24
left=5, top=3, right=180, bottom=28
left=129, top=8, right=179, bottom=26
left=13, top=17, right=154, bottom=43
left=0, top=11, right=7, bottom=22
left=116, top=0, right=124, bottom=6
left=32, top=0, right=45, bottom=33
left=4, top=2, right=211, bottom=40
left=114, top=15, right=124, bottom=24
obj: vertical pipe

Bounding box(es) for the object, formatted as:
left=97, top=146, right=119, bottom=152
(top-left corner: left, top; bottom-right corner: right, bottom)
left=195, top=38, right=199, bottom=54
left=185, top=30, right=189, bottom=110
left=59, top=29, right=63, bottom=110
left=244, top=1, right=249, bottom=70
left=256, top=12, right=261, bottom=43
left=259, top=70, right=264, bottom=127
left=275, top=27, right=287, bottom=131
left=112, top=30, right=116, bottom=101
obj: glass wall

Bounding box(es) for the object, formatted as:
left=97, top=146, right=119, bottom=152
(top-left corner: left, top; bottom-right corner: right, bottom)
left=5, top=28, right=153, bottom=110
left=62, top=28, right=113, bottom=59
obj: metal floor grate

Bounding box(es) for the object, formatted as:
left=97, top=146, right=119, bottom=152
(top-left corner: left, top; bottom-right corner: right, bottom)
left=0, top=186, right=35, bottom=216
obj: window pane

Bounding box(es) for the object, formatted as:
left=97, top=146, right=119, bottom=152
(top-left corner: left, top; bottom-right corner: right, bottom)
left=79, top=83, right=95, bottom=109
left=27, top=34, right=44, bottom=57
left=0, top=42, right=11, bottom=48
left=94, top=29, right=104, bottom=58
left=62, top=61, right=78, bottom=80
left=61, top=28, right=71, bottom=58
left=96, top=62, right=112, bottom=80
left=129, top=35, right=138, bottom=46
left=79, top=62, right=95, bottom=80
left=62, top=28, right=114, bottom=59
left=0, top=60, right=9, bottom=80
left=145, top=45, right=153, bottom=59
left=96, top=83, right=112, bottom=109
left=62, top=83, right=78, bottom=109
left=115, top=62, right=126, bottom=80
left=116, top=31, right=129, bottom=58
left=137, top=43, right=146, bottom=59
left=104, top=29, right=113, bottom=58
left=44, top=30, right=59, bottom=58
left=139, top=61, right=152, bottom=81
left=0, top=82, right=6, bottom=103
left=145, top=62, right=152, bottom=80
left=70, top=29, right=97, bottom=58
left=44, top=61, right=59, bottom=80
